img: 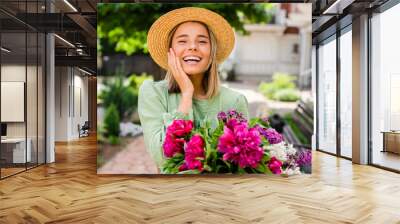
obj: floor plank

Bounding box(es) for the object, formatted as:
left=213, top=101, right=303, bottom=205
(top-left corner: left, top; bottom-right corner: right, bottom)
left=0, top=135, right=399, bottom=223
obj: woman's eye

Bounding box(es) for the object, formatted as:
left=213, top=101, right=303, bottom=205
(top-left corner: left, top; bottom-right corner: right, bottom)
left=178, top=40, right=186, bottom=44
left=199, top=41, right=208, bottom=44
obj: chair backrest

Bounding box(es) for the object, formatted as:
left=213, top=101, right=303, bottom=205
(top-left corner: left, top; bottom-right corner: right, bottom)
left=82, top=121, right=90, bottom=129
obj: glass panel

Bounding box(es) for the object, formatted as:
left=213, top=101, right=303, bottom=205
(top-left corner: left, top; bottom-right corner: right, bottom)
left=38, top=32, right=45, bottom=165
left=340, top=29, right=352, bottom=158
left=317, top=37, right=337, bottom=154
left=27, top=30, right=38, bottom=169
left=26, top=0, right=39, bottom=170
left=1, top=16, right=27, bottom=177
left=312, top=45, right=316, bottom=151
left=0, top=1, right=46, bottom=178
left=371, top=4, right=400, bottom=171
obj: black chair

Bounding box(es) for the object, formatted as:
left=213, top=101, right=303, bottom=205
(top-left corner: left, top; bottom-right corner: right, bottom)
left=78, top=121, right=90, bottom=138
left=269, top=114, right=285, bottom=133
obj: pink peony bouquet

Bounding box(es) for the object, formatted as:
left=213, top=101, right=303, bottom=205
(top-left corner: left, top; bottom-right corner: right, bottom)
left=161, top=109, right=311, bottom=175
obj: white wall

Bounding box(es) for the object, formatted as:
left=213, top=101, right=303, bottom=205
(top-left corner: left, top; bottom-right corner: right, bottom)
left=55, top=67, right=89, bottom=141
left=55, top=67, right=68, bottom=141
left=234, top=24, right=300, bottom=80
left=1, top=65, right=29, bottom=138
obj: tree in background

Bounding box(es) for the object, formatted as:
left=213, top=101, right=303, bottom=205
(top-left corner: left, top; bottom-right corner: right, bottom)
left=98, top=74, right=137, bottom=120
left=103, top=103, right=120, bottom=142
left=98, top=3, right=276, bottom=56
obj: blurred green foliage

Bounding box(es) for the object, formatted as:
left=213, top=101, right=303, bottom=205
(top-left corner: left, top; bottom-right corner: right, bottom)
left=99, top=73, right=153, bottom=121
left=129, top=73, right=153, bottom=90
left=104, top=103, right=120, bottom=138
left=274, top=88, right=300, bottom=102
left=108, top=135, right=121, bottom=145
left=99, top=75, right=137, bottom=120
left=259, top=73, right=300, bottom=102
left=98, top=3, right=276, bottom=55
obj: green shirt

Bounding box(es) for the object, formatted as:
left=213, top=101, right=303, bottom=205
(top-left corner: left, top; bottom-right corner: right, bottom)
left=138, top=80, right=249, bottom=168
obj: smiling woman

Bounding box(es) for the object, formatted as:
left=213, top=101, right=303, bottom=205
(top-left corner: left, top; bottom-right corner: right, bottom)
left=166, top=21, right=216, bottom=100
left=138, top=7, right=249, bottom=171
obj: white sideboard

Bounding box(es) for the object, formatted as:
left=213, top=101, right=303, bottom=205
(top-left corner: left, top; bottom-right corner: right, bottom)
left=1, top=138, right=32, bottom=163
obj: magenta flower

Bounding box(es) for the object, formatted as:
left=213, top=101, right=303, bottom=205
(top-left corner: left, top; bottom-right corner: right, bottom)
left=217, top=122, right=263, bottom=168
left=218, top=109, right=247, bottom=125
left=268, top=157, right=282, bottom=174
left=163, top=134, right=185, bottom=158
left=179, top=163, right=188, bottom=172
left=226, top=109, right=246, bottom=123
left=180, top=135, right=205, bottom=171
left=226, top=118, right=241, bottom=130
left=217, top=111, right=227, bottom=122
left=296, top=150, right=312, bottom=167
left=167, top=119, right=193, bottom=138
left=257, top=126, right=283, bottom=144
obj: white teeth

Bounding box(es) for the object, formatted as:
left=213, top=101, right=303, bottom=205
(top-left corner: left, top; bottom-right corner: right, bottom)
left=183, top=56, right=201, bottom=61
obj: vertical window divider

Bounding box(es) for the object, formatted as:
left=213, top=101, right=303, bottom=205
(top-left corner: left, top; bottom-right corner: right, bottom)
left=73, top=68, right=75, bottom=118
left=367, top=10, right=373, bottom=165
left=36, top=0, right=39, bottom=168
left=25, top=0, right=28, bottom=171
left=316, top=44, right=319, bottom=151
left=60, top=67, right=62, bottom=117
left=336, top=22, right=341, bottom=158
left=0, top=20, right=2, bottom=179
left=69, top=69, right=71, bottom=118
left=80, top=88, right=82, bottom=117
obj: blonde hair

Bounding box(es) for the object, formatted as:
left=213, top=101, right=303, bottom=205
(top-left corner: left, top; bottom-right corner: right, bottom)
left=165, top=21, right=220, bottom=98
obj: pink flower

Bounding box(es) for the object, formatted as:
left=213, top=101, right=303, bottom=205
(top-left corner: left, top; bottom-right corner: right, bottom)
left=217, top=122, right=263, bottom=168
left=179, top=163, right=188, bottom=172
left=226, top=118, right=241, bottom=130
left=268, top=157, right=282, bottom=174
left=167, top=119, right=193, bottom=138
left=163, top=134, right=185, bottom=158
left=263, top=128, right=283, bottom=144
left=258, top=127, right=283, bottom=144
left=181, top=135, right=205, bottom=171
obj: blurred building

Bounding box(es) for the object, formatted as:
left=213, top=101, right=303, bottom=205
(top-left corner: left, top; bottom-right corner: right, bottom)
left=231, top=4, right=312, bottom=89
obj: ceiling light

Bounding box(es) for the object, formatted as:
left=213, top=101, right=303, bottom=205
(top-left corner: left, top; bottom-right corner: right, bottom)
left=63, top=0, right=78, bottom=12
left=78, top=67, right=92, bottom=76
left=323, top=0, right=355, bottom=15
left=1, top=47, right=11, bottom=53
left=54, top=34, right=75, bottom=48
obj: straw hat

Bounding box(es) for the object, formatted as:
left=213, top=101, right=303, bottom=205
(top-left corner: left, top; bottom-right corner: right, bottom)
left=147, top=7, right=235, bottom=70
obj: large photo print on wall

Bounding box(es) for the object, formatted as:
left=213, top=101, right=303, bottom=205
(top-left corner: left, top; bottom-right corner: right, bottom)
left=97, top=3, right=313, bottom=175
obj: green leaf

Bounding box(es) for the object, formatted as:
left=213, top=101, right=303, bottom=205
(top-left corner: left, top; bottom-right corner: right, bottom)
left=264, top=168, right=273, bottom=175
left=237, top=167, right=246, bottom=174
left=262, top=138, right=270, bottom=146
left=255, top=163, right=266, bottom=173
left=177, top=169, right=201, bottom=174
left=203, top=164, right=212, bottom=172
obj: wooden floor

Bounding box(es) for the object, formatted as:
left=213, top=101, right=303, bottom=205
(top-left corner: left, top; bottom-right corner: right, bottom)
left=1, top=136, right=400, bottom=223
left=1, top=167, right=26, bottom=178
left=373, top=151, right=400, bottom=171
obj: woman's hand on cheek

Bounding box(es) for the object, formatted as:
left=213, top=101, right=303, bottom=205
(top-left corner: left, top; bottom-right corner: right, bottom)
left=167, top=48, right=194, bottom=97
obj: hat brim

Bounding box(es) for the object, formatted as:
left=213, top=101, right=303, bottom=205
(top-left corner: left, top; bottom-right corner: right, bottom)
left=147, top=7, right=235, bottom=71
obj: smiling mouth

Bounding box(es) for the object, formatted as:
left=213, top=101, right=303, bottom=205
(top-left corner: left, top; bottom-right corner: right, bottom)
left=183, top=56, right=202, bottom=65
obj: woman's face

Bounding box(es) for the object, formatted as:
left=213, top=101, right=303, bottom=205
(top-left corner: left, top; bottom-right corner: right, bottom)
left=171, top=21, right=211, bottom=76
